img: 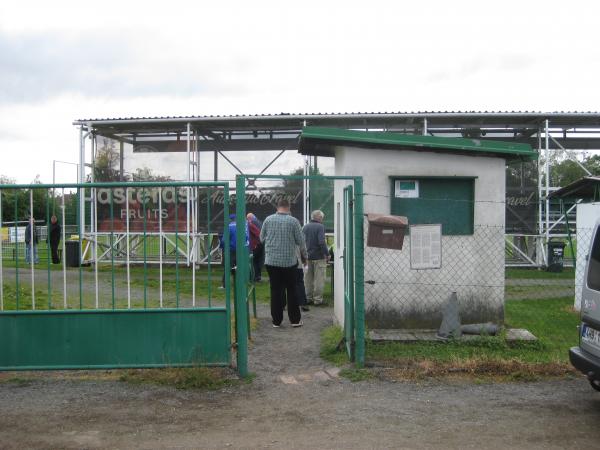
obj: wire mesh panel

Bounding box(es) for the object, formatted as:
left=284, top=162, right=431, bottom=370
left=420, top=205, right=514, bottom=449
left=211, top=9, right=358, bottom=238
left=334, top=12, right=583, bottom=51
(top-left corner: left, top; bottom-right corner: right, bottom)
left=362, top=207, right=585, bottom=331
left=364, top=224, right=506, bottom=329
left=0, top=181, right=234, bottom=371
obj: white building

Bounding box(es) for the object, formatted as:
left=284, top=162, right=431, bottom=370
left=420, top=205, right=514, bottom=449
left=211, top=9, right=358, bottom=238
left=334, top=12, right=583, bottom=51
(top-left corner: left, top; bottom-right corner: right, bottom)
left=299, top=127, right=537, bottom=329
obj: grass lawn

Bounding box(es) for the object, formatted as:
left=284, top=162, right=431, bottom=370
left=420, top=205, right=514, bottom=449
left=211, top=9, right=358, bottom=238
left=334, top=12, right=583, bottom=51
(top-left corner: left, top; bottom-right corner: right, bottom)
left=322, top=297, right=582, bottom=382
left=505, top=267, right=575, bottom=280
left=0, top=263, right=334, bottom=310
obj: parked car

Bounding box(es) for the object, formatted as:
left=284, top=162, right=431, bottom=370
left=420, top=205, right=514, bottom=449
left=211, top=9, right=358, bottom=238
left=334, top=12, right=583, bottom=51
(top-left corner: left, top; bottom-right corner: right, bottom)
left=570, top=219, right=600, bottom=391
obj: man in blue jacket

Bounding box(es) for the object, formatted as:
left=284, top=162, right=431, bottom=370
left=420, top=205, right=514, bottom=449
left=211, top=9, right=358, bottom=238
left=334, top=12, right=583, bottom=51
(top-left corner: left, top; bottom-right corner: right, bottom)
left=219, top=214, right=249, bottom=288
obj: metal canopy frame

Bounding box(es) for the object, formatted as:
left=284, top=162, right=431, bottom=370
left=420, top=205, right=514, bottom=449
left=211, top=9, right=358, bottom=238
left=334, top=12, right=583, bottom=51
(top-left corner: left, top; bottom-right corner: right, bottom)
left=75, top=111, right=600, bottom=268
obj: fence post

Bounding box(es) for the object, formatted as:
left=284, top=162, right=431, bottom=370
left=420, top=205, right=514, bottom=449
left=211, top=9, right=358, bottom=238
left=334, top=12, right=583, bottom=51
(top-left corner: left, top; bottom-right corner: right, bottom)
left=353, top=177, right=365, bottom=367
left=235, top=175, right=249, bottom=377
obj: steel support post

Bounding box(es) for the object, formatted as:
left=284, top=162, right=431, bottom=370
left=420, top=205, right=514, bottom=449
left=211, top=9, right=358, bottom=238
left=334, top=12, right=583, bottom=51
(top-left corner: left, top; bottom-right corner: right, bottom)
left=545, top=119, right=550, bottom=265
left=537, top=127, right=543, bottom=267
left=353, top=177, right=365, bottom=367
left=235, top=175, right=249, bottom=377
left=186, top=123, right=191, bottom=265
left=78, top=127, right=85, bottom=242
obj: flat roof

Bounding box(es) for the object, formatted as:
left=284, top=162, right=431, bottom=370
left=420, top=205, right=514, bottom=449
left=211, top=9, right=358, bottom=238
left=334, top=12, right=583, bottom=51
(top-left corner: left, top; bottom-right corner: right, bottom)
left=548, top=176, right=600, bottom=200
left=298, top=127, right=537, bottom=161
left=74, top=111, right=600, bottom=152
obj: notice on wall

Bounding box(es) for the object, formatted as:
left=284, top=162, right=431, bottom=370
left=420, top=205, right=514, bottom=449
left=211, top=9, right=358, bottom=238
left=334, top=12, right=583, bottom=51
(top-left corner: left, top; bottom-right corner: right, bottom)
left=410, top=224, right=442, bottom=269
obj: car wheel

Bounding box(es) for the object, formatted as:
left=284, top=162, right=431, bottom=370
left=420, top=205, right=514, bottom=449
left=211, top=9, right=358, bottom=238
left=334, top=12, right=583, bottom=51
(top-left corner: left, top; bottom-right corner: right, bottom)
left=589, top=379, right=600, bottom=392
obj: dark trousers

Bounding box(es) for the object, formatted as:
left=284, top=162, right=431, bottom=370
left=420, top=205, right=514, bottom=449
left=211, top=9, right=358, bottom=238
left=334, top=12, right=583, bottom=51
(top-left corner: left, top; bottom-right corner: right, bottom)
left=266, top=264, right=301, bottom=326
left=222, top=250, right=237, bottom=287
left=252, top=243, right=264, bottom=281
left=295, top=268, right=307, bottom=306
left=50, top=241, right=60, bottom=264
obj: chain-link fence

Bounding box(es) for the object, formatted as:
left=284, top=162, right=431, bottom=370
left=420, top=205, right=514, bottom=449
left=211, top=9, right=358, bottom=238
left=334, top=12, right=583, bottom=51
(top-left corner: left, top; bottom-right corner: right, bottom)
left=362, top=222, right=589, bottom=331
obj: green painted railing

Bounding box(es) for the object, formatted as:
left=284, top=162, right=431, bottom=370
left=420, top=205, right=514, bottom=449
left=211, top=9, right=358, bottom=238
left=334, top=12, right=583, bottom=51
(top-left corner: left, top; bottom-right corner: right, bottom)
left=0, top=181, right=238, bottom=371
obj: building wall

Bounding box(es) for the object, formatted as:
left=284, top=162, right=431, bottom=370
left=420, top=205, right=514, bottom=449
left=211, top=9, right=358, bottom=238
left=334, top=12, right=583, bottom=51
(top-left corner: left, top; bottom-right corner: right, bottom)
left=333, top=145, right=506, bottom=329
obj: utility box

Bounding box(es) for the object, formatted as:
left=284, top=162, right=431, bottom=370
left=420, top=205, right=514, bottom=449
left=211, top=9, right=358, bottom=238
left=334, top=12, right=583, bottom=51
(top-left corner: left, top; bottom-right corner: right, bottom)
left=367, top=214, right=408, bottom=250
left=547, top=241, right=566, bottom=272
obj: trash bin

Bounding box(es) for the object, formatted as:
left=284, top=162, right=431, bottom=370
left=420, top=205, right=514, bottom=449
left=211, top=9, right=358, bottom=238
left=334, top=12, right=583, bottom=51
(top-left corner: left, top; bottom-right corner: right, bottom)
left=65, top=240, right=80, bottom=267
left=547, top=241, right=566, bottom=272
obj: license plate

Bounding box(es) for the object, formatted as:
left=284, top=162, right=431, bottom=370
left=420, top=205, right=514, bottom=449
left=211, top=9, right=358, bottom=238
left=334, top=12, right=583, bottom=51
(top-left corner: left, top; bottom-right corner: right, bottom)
left=582, top=324, right=600, bottom=349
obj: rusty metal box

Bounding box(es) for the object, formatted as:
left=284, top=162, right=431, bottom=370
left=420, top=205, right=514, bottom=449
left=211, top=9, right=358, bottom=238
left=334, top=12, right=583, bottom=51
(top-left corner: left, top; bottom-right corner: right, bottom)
left=366, top=214, right=408, bottom=250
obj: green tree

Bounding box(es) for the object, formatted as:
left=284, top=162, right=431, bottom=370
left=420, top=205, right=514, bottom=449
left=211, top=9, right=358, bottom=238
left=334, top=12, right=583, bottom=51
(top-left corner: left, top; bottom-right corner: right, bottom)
left=547, top=153, right=600, bottom=188
left=93, top=138, right=121, bottom=182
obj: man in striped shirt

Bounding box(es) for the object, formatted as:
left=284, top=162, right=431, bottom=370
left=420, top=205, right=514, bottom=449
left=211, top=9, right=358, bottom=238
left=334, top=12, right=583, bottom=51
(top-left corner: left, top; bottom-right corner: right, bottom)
left=260, top=198, right=307, bottom=327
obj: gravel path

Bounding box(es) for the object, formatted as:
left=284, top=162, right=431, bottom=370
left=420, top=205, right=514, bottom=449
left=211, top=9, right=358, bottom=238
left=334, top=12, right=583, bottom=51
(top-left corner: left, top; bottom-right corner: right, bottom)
left=1, top=304, right=600, bottom=449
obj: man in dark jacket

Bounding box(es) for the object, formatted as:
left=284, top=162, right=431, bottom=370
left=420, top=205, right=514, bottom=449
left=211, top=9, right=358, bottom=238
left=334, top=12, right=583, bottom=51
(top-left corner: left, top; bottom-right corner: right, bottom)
left=302, top=210, right=329, bottom=305
left=25, top=217, right=39, bottom=264
left=48, top=215, right=62, bottom=264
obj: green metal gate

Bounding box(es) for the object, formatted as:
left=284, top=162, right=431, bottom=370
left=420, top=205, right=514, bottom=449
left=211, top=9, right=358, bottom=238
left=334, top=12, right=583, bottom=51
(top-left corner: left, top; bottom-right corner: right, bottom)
left=234, top=174, right=364, bottom=368
left=343, top=185, right=355, bottom=360
left=0, top=181, right=235, bottom=371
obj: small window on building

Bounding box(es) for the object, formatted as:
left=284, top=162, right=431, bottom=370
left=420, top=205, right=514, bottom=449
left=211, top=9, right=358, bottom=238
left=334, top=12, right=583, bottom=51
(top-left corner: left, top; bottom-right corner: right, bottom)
left=587, top=227, right=600, bottom=291
left=394, top=180, right=419, bottom=198
left=390, top=177, right=475, bottom=235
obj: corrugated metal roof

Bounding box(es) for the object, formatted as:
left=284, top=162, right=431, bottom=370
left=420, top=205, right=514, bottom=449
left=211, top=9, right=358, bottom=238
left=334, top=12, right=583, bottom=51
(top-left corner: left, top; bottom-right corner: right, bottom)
left=75, top=110, right=600, bottom=123
left=548, top=176, right=600, bottom=200
left=298, top=127, right=537, bottom=160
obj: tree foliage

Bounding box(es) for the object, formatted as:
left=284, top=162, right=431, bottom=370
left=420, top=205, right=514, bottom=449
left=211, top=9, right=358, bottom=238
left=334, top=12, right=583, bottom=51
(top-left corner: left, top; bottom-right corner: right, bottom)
left=0, top=175, right=50, bottom=224
left=93, top=137, right=172, bottom=182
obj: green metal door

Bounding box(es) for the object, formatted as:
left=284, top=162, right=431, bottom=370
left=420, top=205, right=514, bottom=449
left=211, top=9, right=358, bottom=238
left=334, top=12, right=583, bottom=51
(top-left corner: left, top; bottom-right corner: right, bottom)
left=343, top=185, right=355, bottom=360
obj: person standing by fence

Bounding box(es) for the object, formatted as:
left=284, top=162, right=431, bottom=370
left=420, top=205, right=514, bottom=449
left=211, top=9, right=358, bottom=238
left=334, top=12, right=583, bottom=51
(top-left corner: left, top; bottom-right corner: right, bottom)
left=247, top=212, right=263, bottom=281
left=219, top=214, right=249, bottom=288
left=48, top=215, right=62, bottom=264
left=260, top=198, right=307, bottom=327
left=25, top=217, right=39, bottom=264
left=303, top=210, right=329, bottom=305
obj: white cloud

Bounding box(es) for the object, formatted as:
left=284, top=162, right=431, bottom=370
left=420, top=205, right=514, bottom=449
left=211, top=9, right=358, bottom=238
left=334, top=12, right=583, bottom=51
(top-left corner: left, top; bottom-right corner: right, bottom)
left=0, top=0, right=599, bottom=182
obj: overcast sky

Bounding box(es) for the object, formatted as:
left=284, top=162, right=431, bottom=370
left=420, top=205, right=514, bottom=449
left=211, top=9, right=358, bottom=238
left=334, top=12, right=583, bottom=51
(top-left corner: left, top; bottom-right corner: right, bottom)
left=1, top=0, right=599, bottom=183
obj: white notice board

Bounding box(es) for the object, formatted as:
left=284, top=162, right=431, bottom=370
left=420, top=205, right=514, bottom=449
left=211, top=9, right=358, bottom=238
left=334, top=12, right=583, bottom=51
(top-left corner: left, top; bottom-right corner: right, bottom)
left=410, top=224, right=442, bottom=269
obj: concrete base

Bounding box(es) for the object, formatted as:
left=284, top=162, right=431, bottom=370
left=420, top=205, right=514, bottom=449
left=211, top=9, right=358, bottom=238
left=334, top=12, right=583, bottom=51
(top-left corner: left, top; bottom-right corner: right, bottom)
left=369, top=328, right=537, bottom=343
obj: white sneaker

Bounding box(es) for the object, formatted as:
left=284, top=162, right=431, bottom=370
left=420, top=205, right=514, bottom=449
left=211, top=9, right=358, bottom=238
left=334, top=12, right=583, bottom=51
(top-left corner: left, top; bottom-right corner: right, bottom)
left=291, top=321, right=303, bottom=328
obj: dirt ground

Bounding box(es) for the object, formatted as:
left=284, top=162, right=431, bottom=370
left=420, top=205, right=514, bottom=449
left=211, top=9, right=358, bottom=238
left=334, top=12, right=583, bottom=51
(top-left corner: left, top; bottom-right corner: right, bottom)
left=1, top=304, right=600, bottom=449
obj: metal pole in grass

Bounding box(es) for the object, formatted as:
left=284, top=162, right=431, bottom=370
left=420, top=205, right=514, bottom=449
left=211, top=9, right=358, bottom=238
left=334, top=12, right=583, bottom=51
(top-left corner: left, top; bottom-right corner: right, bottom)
left=46, top=189, right=51, bottom=309
left=77, top=187, right=82, bottom=309
left=207, top=188, right=212, bottom=307
left=235, top=175, right=249, bottom=377
left=110, top=189, right=115, bottom=309
left=223, top=184, right=232, bottom=361
left=175, top=194, right=180, bottom=308
left=125, top=187, right=131, bottom=308
left=14, top=191, right=19, bottom=309
left=61, top=188, right=66, bottom=308
left=353, top=177, right=365, bottom=368
left=143, top=187, right=147, bottom=309
left=29, top=189, right=35, bottom=310
left=158, top=187, right=163, bottom=308
left=93, top=188, right=99, bottom=308
left=0, top=190, right=3, bottom=310
left=192, top=186, right=196, bottom=307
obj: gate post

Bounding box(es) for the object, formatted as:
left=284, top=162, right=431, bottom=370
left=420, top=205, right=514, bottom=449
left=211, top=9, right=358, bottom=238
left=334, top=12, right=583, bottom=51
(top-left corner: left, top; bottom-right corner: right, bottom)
left=353, top=177, right=365, bottom=367
left=235, top=176, right=249, bottom=377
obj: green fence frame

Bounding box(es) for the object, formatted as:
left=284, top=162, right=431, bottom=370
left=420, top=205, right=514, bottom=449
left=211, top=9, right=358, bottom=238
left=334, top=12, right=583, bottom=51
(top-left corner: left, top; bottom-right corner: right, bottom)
left=234, top=174, right=364, bottom=369
left=0, top=181, right=235, bottom=372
